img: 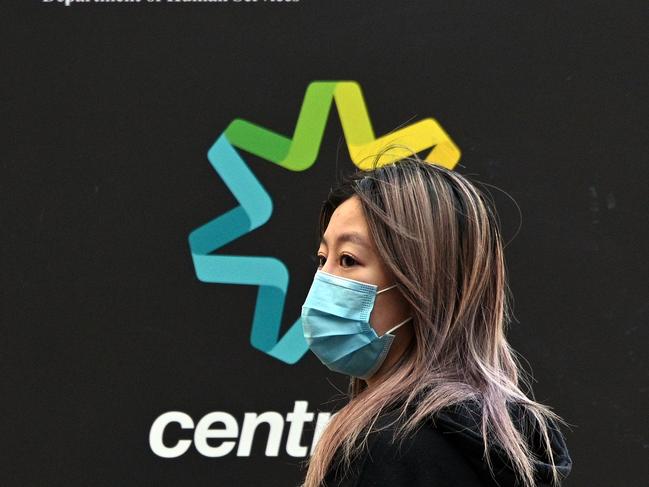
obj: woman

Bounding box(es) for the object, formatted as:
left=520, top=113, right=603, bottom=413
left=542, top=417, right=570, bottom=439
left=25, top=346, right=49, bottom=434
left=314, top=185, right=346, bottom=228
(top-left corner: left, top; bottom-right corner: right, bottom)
left=299, top=148, right=573, bottom=487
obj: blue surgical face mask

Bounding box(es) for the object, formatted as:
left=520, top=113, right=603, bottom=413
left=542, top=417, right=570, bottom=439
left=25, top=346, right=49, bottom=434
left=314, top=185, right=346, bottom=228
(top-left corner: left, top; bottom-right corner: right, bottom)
left=301, top=269, right=413, bottom=380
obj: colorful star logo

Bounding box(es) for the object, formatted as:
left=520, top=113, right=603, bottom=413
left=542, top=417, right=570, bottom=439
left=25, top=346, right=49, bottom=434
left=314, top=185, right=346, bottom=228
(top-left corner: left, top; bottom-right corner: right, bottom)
left=188, top=80, right=460, bottom=364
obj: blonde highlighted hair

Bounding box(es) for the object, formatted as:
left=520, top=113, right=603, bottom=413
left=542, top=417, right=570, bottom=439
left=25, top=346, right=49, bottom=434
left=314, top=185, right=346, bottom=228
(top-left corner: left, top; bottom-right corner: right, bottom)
left=300, top=145, right=571, bottom=487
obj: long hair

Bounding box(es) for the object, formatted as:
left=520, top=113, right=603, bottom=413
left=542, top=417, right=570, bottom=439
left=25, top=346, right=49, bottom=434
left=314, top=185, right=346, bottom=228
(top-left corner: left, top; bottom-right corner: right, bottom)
left=301, top=145, right=571, bottom=487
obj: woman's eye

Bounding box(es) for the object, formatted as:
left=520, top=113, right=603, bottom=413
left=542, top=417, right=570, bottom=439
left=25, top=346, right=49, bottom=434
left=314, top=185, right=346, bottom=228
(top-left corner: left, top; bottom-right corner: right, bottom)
left=316, top=254, right=356, bottom=268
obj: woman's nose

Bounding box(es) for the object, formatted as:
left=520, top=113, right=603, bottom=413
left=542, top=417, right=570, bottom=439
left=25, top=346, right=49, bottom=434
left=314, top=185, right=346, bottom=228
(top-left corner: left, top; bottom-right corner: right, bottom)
left=320, top=261, right=340, bottom=277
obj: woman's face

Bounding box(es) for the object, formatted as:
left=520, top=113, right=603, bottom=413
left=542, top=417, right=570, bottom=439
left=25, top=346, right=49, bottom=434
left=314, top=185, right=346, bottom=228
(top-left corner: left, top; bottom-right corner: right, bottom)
left=316, top=195, right=413, bottom=384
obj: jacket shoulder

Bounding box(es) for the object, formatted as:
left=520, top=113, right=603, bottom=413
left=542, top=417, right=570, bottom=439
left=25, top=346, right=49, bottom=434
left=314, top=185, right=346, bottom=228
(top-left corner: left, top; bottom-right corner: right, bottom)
left=324, top=407, right=484, bottom=487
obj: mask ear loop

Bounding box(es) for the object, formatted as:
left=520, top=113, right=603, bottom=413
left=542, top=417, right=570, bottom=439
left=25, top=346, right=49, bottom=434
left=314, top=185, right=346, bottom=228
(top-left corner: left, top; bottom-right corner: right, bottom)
left=382, top=316, right=413, bottom=336
left=376, top=283, right=399, bottom=294
left=376, top=282, right=413, bottom=335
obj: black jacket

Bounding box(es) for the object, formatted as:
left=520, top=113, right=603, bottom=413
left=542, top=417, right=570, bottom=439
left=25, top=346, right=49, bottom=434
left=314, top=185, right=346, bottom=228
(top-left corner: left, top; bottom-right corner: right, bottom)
left=323, top=399, right=572, bottom=487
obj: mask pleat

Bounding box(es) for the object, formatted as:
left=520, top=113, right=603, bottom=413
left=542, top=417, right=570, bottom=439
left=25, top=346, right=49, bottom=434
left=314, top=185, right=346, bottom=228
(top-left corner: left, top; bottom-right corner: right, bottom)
left=302, top=282, right=373, bottom=321
left=328, top=338, right=387, bottom=377
left=302, top=310, right=364, bottom=337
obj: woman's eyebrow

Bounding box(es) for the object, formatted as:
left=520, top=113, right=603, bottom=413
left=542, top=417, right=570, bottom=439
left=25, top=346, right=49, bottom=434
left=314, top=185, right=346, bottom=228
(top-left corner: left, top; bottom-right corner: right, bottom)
left=320, top=232, right=369, bottom=247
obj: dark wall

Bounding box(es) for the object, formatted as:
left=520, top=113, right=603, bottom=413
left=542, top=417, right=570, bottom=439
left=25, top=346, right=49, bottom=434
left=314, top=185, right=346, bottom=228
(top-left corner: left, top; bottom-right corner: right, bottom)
left=3, top=1, right=647, bottom=486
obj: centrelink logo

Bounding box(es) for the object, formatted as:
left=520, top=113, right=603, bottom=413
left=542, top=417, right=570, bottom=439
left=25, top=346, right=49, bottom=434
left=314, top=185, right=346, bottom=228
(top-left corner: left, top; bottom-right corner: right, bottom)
left=187, top=80, right=461, bottom=365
